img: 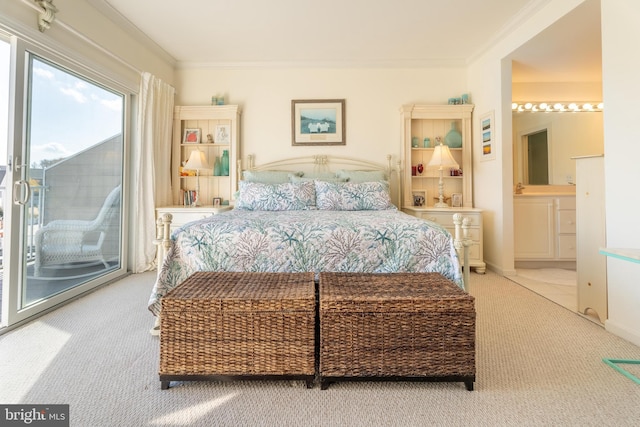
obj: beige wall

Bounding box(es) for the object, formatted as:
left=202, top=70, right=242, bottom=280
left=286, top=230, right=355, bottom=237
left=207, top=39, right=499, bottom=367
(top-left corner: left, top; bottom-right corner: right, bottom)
left=466, top=0, right=585, bottom=276
left=601, top=0, right=640, bottom=346
left=0, top=0, right=175, bottom=89
left=469, top=0, right=640, bottom=345
left=175, top=67, right=467, bottom=167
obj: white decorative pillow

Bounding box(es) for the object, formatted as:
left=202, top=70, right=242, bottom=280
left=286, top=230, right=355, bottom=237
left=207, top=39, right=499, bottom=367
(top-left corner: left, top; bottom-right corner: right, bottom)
left=242, top=170, right=303, bottom=184
left=315, top=180, right=395, bottom=211
left=235, top=181, right=315, bottom=211
left=335, top=169, right=388, bottom=183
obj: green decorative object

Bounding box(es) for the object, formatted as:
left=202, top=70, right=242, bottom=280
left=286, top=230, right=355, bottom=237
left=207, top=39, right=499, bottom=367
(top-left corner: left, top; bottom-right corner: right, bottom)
left=221, top=150, right=230, bottom=176
left=445, top=121, right=462, bottom=148
left=213, top=156, right=221, bottom=176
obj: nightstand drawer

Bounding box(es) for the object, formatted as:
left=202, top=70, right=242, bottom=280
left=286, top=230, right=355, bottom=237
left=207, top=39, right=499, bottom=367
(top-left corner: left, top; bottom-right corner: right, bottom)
left=421, top=212, right=481, bottom=227
left=156, top=206, right=232, bottom=231
left=170, top=211, right=214, bottom=227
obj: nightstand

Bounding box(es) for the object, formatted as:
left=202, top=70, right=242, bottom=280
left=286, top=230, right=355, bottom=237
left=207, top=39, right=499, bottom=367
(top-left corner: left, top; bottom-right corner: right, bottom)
left=402, top=206, right=485, bottom=273
left=156, top=205, right=232, bottom=233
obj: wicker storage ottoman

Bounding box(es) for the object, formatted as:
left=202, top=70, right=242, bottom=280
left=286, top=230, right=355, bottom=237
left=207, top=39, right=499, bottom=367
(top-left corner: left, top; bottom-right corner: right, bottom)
left=160, top=271, right=316, bottom=389
left=319, top=272, right=475, bottom=390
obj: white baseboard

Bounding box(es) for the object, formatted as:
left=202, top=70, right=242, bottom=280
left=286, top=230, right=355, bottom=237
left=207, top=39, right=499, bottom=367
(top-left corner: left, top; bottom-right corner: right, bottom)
left=605, top=319, right=640, bottom=347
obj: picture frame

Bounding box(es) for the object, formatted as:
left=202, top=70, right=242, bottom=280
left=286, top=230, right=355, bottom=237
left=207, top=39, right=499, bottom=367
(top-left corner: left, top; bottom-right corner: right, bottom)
left=412, top=190, right=426, bottom=207
left=451, top=193, right=463, bottom=208
left=215, top=124, right=231, bottom=144
left=292, top=99, right=346, bottom=146
left=183, top=128, right=201, bottom=144
left=212, top=197, right=222, bottom=207
left=479, top=111, right=496, bottom=161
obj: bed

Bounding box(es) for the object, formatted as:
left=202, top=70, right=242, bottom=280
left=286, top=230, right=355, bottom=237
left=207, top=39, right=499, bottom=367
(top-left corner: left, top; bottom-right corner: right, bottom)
left=149, top=154, right=472, bottom=318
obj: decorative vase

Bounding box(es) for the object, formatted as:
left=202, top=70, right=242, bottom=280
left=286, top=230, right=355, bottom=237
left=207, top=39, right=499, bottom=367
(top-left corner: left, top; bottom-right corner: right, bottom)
left=213, top=156, right=221, bottom=176
left=444, top=122, right=462, bottom=148
left=417, top=163, right=424, bottom=175
left=423, top=137, right=431, bottom=148
left=221, top=150, right=230, bottom=176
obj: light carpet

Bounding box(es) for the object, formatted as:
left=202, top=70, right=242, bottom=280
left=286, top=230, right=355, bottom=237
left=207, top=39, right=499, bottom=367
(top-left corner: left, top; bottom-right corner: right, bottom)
left=1, top=270, right=639, bottom=426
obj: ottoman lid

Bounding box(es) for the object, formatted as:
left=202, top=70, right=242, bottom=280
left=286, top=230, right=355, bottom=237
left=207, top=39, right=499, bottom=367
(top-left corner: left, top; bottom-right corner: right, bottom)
left=319, top=272, right=474, bottom=313
left=162, top=271, right=315, bottom=312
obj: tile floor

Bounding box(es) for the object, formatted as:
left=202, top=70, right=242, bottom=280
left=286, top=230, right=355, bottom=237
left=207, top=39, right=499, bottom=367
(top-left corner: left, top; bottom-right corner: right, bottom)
left=507, top=268, right=604, bottom=324
left=507, top=268, right=577, bottom=312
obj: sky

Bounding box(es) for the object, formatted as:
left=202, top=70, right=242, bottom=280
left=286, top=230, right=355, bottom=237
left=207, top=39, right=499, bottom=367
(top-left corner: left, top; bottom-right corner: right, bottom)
left=1, top=39, right=123, bottom=171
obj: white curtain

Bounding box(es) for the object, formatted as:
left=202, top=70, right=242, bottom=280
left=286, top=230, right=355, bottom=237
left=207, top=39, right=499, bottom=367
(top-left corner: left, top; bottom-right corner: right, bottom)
left=132, top=72, right=175, bottom=273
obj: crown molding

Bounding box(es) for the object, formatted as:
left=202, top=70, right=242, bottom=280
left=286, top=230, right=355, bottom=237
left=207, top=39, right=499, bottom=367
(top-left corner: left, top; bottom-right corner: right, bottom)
left=85, top=0, right=176, bottom=67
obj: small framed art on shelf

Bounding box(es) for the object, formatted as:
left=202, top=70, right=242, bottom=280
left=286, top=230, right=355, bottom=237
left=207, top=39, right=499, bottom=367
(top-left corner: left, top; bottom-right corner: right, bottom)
left=183, top=128, right=201, bottom=144
left=215, top=125, right=230, bottom=144
left=451, top=193, right=463, bottom=208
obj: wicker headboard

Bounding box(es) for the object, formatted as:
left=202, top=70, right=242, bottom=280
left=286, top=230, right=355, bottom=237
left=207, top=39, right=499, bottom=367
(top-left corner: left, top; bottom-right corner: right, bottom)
left=239, top=154, right=402, bottom=207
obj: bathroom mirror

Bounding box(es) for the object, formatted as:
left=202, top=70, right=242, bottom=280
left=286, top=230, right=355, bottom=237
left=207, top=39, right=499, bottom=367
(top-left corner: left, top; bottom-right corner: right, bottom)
left=512, top=111, right=603, bottom=186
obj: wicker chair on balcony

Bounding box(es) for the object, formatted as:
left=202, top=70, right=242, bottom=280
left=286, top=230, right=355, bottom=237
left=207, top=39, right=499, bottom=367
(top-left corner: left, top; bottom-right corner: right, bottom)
left=33, top=185, right=121, bottom=277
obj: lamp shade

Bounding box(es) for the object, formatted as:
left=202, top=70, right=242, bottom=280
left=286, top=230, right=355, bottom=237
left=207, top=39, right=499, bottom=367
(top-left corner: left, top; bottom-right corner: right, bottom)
left=428, top=143, right=459, bottom=169
left=184, top=149, right=209, bottom=170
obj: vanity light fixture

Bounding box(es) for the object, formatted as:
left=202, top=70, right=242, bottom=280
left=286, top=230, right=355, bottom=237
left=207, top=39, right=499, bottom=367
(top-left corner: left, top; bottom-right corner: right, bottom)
left=512, top=102, right=603, bottom=113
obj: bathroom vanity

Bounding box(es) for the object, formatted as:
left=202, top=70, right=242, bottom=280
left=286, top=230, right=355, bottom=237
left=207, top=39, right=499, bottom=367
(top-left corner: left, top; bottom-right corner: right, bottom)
left=514, top=188, right=576, bottom=266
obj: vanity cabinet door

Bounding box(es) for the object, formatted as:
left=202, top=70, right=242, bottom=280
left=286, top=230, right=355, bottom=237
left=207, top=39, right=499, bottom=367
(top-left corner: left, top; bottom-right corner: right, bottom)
left=514, top=198, right=555, bottom=259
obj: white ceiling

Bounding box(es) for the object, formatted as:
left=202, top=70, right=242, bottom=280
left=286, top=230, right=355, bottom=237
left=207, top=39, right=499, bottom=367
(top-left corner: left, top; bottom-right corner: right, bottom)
left=89, top=0, right=601, bottom=82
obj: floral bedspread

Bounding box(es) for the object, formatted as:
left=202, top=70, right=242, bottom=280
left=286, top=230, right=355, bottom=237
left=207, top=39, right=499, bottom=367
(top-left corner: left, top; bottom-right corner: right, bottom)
left=148, top=209, right=463, bottom=315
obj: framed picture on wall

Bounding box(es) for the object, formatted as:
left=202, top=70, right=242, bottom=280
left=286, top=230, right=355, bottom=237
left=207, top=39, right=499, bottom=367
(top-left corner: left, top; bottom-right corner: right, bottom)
left=183, top=128, right=201, bottom=144
left=292, top=99, right=346, bottom=146
left=479, top=111, right=495, bottom=161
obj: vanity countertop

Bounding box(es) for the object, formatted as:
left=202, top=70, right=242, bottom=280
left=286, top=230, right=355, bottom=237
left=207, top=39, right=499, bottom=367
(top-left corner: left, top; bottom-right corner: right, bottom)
left=514, top=192, right=576, bottom=197
left=514, top=185, right=575, bottom=197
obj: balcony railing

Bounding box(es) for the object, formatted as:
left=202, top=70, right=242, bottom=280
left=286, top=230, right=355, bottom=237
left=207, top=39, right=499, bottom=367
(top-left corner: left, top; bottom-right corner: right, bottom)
left=0, top=184, right=46, bottom=267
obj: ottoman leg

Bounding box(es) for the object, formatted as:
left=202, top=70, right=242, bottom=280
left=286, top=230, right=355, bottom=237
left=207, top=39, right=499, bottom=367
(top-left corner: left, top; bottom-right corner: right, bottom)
left=305, top=379, right=315, bottom=389
left=161, top=380, right=170, bottom=390
left=464, top=379, right=474, bottom=391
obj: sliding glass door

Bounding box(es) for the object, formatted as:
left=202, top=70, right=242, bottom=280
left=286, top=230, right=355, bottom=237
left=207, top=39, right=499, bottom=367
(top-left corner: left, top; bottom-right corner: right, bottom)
left=1, top=37, right=128, bottom=328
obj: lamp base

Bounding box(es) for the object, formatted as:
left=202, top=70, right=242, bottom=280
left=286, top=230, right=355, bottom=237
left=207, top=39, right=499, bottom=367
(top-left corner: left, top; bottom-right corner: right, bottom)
left=434, top=202, right=450, bottom=208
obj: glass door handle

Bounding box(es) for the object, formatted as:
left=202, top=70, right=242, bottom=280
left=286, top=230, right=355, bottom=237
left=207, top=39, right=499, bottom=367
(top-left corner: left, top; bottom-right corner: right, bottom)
left=13, top=179, right=31, bottom=206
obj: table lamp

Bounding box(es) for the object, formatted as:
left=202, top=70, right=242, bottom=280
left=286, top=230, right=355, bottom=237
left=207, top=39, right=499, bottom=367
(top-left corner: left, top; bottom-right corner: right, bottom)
left=427, top=142, right=459, bottom=208
left=183, top=149, right=209, bottom=207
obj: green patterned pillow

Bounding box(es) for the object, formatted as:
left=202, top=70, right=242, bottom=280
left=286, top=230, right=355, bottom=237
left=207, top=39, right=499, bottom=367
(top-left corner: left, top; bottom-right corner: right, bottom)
left=236, top=181, right=315, bottom=211
left=315, top=180, right=395, bottom=211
